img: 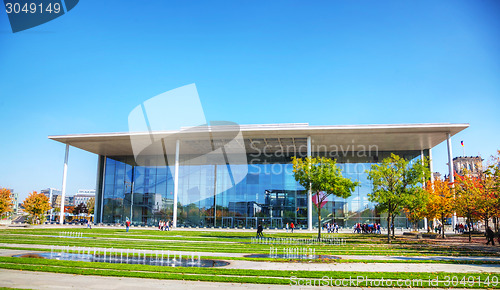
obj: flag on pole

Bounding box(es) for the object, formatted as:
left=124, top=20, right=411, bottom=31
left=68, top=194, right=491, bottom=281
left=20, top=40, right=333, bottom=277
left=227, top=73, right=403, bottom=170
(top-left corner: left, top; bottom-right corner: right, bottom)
left=461, top=141, right=464, bottom=147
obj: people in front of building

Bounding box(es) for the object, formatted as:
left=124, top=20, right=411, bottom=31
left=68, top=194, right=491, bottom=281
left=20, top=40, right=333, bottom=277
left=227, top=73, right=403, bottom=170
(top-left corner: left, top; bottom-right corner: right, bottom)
left=285, top=223, right=289, bottom=232
left=256, top=223, right=264, bottom=238
left=125, top=218, right=131, bottom=232
left=87, top=219, right=92, bottom=229
left=486, top=226, right=495, bottom=246
left=290, top=222, right=294, bottom=233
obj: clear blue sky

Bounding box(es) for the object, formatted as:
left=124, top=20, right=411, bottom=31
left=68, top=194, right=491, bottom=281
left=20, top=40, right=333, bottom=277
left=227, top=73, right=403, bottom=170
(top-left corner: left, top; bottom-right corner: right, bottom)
left=1, top=0, right=499, bottom=201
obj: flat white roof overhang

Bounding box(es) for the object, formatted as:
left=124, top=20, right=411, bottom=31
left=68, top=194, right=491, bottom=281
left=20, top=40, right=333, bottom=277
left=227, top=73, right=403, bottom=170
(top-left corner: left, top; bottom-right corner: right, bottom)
left=48, top=123, right=469, bottom=156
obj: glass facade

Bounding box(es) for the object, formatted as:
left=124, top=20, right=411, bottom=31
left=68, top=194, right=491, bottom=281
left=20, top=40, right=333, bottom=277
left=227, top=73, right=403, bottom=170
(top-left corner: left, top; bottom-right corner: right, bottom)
left=97, top=149, right=427, bottom=229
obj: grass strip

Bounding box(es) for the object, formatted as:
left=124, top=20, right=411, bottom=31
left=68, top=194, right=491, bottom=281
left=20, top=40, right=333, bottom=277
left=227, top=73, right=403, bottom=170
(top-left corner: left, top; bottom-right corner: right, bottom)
left=0, top=259, right=499, bottom=288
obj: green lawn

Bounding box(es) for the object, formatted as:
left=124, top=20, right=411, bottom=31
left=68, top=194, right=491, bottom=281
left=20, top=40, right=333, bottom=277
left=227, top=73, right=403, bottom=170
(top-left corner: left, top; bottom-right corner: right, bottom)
left=0, top=228, right=494, bottom=257
left=0, top=228, right=499, bottom=288
left=0, top=257, right=498, bottom=288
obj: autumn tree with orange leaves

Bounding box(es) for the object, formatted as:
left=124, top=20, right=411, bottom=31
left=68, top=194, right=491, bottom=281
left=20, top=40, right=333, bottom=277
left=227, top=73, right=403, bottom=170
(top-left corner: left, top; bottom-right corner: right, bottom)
left=425, top=179, right=454, bottom=238
left=454, top=174, right=482, bottom=242
left=22, top=191, right=50, bottom=224
left=484, top=150, right=500, bottom=233
left=474, top=171, right=498, bottom=231
left=0, top=188, right=14, bottom=217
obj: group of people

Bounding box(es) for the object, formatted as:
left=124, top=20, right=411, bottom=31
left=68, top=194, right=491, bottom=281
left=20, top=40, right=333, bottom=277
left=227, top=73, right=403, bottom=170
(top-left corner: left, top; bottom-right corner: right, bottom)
left=324, top=222, right=339, bottom=233
left=256, top=223, right=264, bottom=237
left=353, top=223, right=381, bottom=234
left=285, top=222, right=295, bottom=233
left=158, top=220, right=171, bottom=231
left=454, top=223, right=469, bottom=233
left=433, top=223, right=443, bottom=234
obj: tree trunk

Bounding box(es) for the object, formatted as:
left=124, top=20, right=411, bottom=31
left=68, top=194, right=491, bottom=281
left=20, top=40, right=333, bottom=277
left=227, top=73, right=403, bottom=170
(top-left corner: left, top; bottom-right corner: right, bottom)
left=317, top=204, right=322, bottom=240
left=441, top=217, right=446, bottom=239
left=391, top=214, right=396, bottom=238
left=387, top=214, right=391, bottom=244
left=468, top=217, right=472, bottom=243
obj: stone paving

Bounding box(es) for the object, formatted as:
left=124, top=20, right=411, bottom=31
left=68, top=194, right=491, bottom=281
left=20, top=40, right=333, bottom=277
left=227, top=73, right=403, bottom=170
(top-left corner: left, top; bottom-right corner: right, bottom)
left=0, top=269, right=451, bottom=290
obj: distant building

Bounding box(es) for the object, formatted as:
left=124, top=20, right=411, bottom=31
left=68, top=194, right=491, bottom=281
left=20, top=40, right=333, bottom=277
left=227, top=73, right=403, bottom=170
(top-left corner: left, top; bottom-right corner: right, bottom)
left=453, top=156, right=483, bottom=177
left=10, top=191, right=19, bottom=214
left=49, top=122, right=469, bottom=228
left=4, top=188, right=19, bottom=215
left=41, top=188, right=61, bottom=208
left=54, top=195, right=73, bottom=208
left=432, top=172, right=442, bottom=181
left=74, top=189, right=95, bottom=206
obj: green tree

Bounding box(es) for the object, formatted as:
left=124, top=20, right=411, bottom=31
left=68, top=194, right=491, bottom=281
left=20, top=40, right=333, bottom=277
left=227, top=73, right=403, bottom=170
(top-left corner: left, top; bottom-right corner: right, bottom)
left=22, top=191, right=50, bottom=224
left=404, top=189, right=429, bottom=231
left=0, top=188, right=14, bottom=218
left=292, top=156, right=359, bottom=239
left=366, top=154, right=429, bottom=243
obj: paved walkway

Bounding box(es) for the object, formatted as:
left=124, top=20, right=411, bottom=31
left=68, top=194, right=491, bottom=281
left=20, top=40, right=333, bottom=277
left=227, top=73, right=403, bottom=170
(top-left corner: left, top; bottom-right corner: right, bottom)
left=225, top=260, right=500, bottom=273
left=0, top=269, right=453, bottom=290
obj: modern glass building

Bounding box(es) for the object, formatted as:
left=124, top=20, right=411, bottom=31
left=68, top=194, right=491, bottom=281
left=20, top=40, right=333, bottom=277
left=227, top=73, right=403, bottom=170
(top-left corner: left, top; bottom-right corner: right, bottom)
left=49, top=123, right=468, bottom=229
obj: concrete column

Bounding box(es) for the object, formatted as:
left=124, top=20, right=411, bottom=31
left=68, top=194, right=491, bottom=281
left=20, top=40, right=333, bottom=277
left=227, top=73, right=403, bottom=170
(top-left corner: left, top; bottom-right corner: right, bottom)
left=59, top=144, right=69, bottom=224
left=307, top=136, right=313, bottom=231
left=446, top=133, right=457, bottom=229
left=420, top=149, right=425, bottom=184
left=421, top=149, right=428, bottom=231
left=48, top=189, right=53, bottom=222
left=429, top=148, right=434, bottom=182
left=99, top=156, right=107, bottom=224
left=173, top=139, right=180, bottom=227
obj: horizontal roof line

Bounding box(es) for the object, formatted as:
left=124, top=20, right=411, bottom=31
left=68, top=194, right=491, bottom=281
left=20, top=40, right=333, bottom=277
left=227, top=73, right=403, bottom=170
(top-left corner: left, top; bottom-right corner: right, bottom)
left=48, top=122, right=469, bottom=139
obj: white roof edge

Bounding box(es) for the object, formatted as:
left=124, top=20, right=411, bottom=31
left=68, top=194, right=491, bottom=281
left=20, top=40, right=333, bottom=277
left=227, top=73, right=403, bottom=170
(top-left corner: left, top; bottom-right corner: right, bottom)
left=48, top=122, right=470, bottom=139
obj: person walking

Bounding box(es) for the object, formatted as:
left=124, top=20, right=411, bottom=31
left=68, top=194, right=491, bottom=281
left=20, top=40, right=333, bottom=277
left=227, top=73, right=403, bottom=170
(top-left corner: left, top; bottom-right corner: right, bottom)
left=126, top=218, right=131, bottom=232
left=286, top=223, right=289, bottom=233
left=486, top=226, right=495, bottom=246
left=290, top=222, right=294, bottom=233
left=256, top=223, right=263, bottom=238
